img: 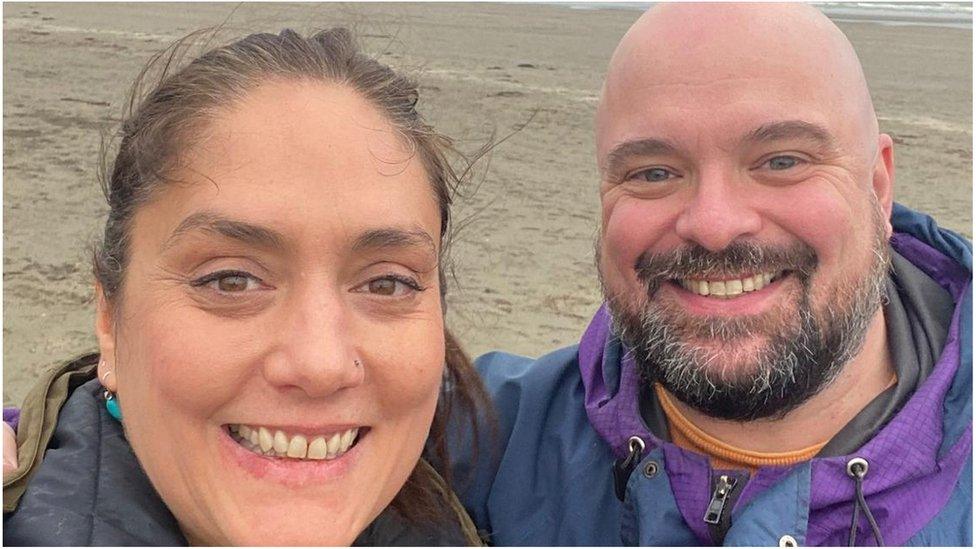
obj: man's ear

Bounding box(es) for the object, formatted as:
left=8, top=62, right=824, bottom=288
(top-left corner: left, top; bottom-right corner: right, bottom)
left=95, top=282, right=118, bottom=392
left=873, top=133, right=895, bottom=239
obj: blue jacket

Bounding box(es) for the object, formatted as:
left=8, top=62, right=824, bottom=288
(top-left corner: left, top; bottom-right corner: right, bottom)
left=456, top=204, right=972, bottom=545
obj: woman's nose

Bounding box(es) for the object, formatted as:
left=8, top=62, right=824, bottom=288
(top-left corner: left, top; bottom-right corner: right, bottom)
left=261, top=289, right=365, bottom=399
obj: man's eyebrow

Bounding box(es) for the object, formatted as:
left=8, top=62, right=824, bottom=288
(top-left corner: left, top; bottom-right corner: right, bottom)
left=602, top=138, right=680, bottom=178
left=165, top=212, right=285, bottom=250
left=352, top=227, right=437, bottom=256
left=745, top=120, right=837, bottom=148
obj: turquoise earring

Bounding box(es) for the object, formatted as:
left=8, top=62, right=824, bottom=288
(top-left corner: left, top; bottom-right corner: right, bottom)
left=100, top=363, right=122, bottom=422
left=104, top=390, right=123, bottom=421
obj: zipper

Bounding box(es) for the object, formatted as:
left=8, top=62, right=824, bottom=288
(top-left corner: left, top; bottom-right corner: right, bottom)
left=703, top=472, right=745, bottom=544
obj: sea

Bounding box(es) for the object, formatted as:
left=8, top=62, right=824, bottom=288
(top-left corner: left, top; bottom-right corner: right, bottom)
left=559, top=2, right=973, bottom=29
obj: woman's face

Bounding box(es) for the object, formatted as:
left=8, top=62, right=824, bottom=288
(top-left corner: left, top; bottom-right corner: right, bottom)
left=95, top=81, right=446, bottom=545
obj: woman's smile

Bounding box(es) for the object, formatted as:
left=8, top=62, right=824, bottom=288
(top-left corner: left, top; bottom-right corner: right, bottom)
left=219, top=423, right=369, bottom=486
left=228, top=424, right=361, bottom=460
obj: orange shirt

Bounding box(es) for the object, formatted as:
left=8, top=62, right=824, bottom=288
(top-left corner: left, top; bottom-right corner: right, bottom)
left=655, top=375, right=898, bottom=473
left=655, top=383, right=827, bottom=473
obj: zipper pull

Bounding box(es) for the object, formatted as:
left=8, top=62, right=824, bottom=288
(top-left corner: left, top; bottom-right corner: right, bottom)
left=703, top=474, right=738, bottom=524
left=612, top=436, right=646, bottom=501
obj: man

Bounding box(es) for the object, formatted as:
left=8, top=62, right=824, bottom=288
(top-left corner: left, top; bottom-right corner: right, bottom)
left=456, top=3, right=971, bottom=545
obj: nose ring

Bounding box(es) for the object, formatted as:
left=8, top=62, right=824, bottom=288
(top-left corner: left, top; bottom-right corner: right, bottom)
left=354, top=359, right=362, bottom=368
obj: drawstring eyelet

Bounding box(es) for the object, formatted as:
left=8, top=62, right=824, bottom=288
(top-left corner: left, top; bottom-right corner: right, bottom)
left=612, top=435, right=647, bottom=501
left=628, top=436, right=646, bottom=455
left=845, top=457, right=884, bottom=546
left=778, top=534, right=798, bottom=547
left=846, top=457, right=869, bottom=479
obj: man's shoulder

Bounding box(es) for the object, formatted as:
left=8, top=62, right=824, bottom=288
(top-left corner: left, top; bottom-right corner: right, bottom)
left=473, top=344, right=597, bottom=440
left=475, top=345, right=584, bottom=405
left=891, top=203, right=972, bottom=270
left=463, top=345, right=620, bottom=545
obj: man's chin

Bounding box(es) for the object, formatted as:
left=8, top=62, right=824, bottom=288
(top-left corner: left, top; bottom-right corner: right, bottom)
left=650, top=344, right=770, bottom=392
left=677, top=333, right=769, bottom=359
left=638, top=331, right=817, bottom=422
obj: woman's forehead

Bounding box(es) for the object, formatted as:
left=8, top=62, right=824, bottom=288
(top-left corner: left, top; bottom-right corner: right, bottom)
left=132, top=81, right=441, bottom=257
left=197, top=80, right=417, bottom=175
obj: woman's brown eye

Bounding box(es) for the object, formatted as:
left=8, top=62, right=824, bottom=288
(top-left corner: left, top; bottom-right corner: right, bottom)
left=217, top=275, right=250, bottom=292
left=368, top=278, right=397, bottom=296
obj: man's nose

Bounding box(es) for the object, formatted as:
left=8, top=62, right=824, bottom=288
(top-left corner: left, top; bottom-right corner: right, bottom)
left=674, top=167, right=762, bottom=251
left=261, top=289, right=364, bottom=399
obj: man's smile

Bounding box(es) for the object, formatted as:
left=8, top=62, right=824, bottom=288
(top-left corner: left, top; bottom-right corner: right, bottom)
left=674, top=270, right=786, bottom=297
left=655, top=270, right=799, bottom=319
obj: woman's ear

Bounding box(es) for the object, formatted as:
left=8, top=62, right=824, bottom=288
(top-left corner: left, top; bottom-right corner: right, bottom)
left=95, top=282, right=118, bottom=392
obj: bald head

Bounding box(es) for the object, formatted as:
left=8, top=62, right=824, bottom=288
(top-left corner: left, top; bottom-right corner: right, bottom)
left=597, top=3, right=880, bottom=167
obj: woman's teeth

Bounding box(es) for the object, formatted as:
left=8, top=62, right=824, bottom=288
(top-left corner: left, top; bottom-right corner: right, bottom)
left=678, top=271, right=783, bottom=298
left=229, top=424, right=359, bottom=460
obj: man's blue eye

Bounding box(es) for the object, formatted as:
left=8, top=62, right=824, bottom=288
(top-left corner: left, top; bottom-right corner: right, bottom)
left=767, top=156, right=799, bottom=170
left=636, top=167, right=674, bottom=182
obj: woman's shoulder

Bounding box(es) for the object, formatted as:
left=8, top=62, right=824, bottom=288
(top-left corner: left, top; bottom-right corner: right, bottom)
left=4, top=352, right=101, bottom=511
left=3, top=354, right=187, bottom=545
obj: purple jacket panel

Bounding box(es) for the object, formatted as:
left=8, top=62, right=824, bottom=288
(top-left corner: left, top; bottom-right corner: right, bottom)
left=4, top=408, right=20, bottom=433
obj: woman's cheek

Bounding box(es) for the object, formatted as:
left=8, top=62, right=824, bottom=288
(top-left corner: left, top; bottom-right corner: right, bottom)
left=117, top=302, right=250, bottom=415
left=364, top=316, right=445, bottom=415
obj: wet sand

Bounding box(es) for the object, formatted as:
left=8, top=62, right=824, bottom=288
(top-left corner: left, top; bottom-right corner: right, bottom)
left=3, top=3, right=972, bottom=405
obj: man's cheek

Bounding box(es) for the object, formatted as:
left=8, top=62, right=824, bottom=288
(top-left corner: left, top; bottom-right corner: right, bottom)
left=605, top=204, right=670, bottom=279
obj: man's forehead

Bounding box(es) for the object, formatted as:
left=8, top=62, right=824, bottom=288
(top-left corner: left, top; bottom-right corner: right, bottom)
left=596, top=3, right=876, bottom=157
left=607, top=5, right=852, bottom=92
left=616, top=3, right=843, bottom=60
left=597, top=75, right=842, bottom=156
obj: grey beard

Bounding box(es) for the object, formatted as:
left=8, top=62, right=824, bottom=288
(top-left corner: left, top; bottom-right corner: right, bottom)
left=604, top=236, right=890, bottom=422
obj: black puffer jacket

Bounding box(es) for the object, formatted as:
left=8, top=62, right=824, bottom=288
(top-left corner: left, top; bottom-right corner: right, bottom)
left=3, top=355, right=480, bottom=546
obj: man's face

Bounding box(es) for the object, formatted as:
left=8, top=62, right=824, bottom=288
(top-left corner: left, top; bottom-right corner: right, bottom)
left=595, top=21, right=894, bottom=420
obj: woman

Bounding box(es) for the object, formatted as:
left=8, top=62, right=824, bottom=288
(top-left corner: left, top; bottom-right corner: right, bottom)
left=3, top=27, right=488, bottom=546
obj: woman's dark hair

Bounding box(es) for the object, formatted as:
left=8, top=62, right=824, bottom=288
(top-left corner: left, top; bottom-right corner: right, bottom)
left=94, top=27, right=492, bottom=528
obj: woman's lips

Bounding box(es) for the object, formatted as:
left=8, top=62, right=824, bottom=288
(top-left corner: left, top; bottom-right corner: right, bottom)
left=228, top=424, right=360, bottom=460
left=219, top=424, right=368, bottom=486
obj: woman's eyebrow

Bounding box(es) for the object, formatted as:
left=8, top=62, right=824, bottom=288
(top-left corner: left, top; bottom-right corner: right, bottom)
left=164, top=211, right=285, bottom=250
left=352, top=227, right=437, bottom=256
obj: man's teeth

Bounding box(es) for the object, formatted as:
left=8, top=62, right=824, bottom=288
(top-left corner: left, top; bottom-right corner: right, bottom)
left=229, top=424, right=359, bottom=460
left=679, top=272, right=781, bottom=298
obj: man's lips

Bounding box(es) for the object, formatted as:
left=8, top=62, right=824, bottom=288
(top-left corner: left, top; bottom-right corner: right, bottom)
left=673, top=270, right=788, bottom=298
left=660, top=271, right=794, bottom=316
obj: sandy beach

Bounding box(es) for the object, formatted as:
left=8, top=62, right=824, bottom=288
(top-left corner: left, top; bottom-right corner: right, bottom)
left=3, top=3, right=972, bottom=405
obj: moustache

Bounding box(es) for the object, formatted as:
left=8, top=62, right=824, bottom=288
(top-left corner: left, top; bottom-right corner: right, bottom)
left=634, top=241, right=819, bottom=295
